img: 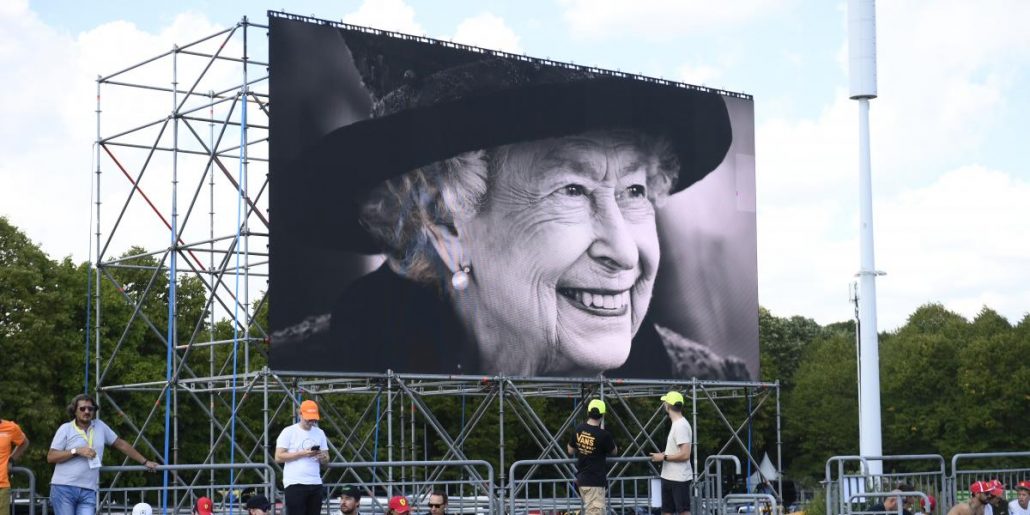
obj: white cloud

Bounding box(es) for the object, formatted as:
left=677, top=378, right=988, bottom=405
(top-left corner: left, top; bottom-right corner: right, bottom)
left=756, top=94, right=859, bottom=325
left=868, top=1, right=1030, bottom=190
left=451, top=12, right=522, bottom=54
left=756, top=1, right=1030, bottom=328
left=343, top=0, right=423, bottom=36
left=559, top=0, right=785, bottom=41
left=875, top=165, right=1030, bottom=326
left=0, top=5, right=259, bottom=264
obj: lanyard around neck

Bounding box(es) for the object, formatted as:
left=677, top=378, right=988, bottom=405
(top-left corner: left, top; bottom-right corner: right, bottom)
left=72, top=423, right=94, bottom=447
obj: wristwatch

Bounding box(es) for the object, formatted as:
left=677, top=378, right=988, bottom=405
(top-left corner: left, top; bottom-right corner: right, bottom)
left=71, top=448, right=78, bottom=455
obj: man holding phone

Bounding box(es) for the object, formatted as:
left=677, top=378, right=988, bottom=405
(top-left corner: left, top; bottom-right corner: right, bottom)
left=275, top=400, right=329, bottom=515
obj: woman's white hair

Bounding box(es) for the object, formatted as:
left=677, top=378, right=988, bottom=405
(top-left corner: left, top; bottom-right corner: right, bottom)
left=359, top=130, right=680, bottom=284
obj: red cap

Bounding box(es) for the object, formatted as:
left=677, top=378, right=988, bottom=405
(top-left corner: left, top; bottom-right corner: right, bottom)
left=195, top=497, right=214, bottom=515
left=1016, top=480, right=1030, bottom=492
left=971, top=481, right=990, bottom=495
left=388, top=496, right=410, bottom=513
left=920, top=495, right=937, bottom=511
left=990, top=479, right=1004, bottom=497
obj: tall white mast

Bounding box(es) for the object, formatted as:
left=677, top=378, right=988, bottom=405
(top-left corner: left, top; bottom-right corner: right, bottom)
left=848, top=0, right=884, bottom=475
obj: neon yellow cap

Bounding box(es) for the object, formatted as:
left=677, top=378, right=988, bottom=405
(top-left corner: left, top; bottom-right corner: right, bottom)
left=587, top=399, right=606, bottom=414
left=660, top=391, right=684, bottom=406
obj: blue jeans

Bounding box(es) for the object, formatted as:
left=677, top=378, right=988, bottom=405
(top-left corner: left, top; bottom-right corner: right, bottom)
left=50, top=484, right=97, bottom=515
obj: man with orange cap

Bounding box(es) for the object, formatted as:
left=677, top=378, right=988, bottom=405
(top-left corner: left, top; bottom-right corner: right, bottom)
left=275, top=400, right=329, bottom=515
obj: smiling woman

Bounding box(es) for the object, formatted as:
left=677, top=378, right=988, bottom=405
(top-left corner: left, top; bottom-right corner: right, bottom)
left=351, top=130, right=674, bottom=376
left=267, top=14, right=756, bottom=380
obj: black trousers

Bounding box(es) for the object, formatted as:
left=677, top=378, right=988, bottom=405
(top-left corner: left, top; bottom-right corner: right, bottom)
left=285, top=484, right=324, bottom=515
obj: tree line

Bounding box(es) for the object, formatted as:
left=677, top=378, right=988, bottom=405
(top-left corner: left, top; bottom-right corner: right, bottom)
left=2, top=216, right=1028, bottom=493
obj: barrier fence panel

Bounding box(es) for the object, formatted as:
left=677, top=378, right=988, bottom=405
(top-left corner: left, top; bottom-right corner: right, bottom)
left=9, top=466, right=37, bottom=515
left=950, top=452, right=1030, bottom=509
left=846, top=491, right=930, bottom=515
left=721, top=493, right=777, bottom=515
left=845, top=456, right=945, bottom=515
left=98, top=464, right=278, bottom=515
left=507, top=457, right=656, bottom=515
left=825, top=456, right=871, bottom=515
left=825, top=453, right=1030, bottom=515
left=698, top=455, right=743, bottom=515
left=324, top=460, right=495, bottom=514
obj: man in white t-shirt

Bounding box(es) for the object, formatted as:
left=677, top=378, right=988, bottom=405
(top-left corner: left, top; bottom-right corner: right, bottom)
left=1010, top=481, right=1030, bottom=515
left=275, top=400, right=329, bottom=515
left=649, top=391, right=693, bottom=515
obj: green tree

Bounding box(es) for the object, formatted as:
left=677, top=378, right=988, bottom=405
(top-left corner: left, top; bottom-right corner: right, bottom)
left=782, top=333, right=858, bottom=481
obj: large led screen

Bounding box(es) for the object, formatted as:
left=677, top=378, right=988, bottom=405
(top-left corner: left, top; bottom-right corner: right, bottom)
left=268, top=13, right=758, bottom=380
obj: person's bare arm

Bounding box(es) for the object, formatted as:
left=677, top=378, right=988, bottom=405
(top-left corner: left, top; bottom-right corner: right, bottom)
left=652, top=442, right=691, bottom=463
left=48, top=447, right=79, bottom=464
left=11, top=436, right=29, bottom=462
left=112, top=438, right=158, bottom=471
left=275, top=447, right=318, bottom=463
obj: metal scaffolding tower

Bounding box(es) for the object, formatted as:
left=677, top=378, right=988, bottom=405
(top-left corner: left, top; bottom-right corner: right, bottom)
left=91, top=15, right=781, bottom=508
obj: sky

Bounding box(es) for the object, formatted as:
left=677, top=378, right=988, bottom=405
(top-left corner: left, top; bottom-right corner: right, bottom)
left=1, top=0, right=1028, bottom=331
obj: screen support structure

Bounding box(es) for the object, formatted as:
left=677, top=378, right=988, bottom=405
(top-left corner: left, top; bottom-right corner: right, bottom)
left=91, top=15, right=781, bottom=510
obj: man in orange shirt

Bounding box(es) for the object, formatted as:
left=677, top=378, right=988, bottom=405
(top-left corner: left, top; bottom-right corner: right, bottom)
left=1, top=399, right=30, bottom=515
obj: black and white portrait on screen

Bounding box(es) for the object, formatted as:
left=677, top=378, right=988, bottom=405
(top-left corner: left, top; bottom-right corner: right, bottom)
left=268, top=14, right=759, bottom=380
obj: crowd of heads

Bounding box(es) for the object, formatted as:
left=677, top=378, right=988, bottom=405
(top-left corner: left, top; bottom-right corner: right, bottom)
left=332, top=486, right=449, bottom=515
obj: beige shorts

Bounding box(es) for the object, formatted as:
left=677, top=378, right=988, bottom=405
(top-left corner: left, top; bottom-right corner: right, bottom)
left=580, top=486, right=606, bottom=515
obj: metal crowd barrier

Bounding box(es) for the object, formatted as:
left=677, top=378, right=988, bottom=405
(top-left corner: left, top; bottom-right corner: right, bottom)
left=97, top=463, right=278, bottom=515
left=825, top=452, right=1030, bottom=515
left=698, top=455, right=743, bottom=515
left=507, top=456, right=656, bottom=515
left=722, top=493, right=777, bottom=515
left=8, top=466, right=38, bottom=515
left=847, top=491, right=930, bottom=515
left=324, top=460, right=495, bottom=514
left=950, top=452, right=1030, bottom=507
left=824, top=456, right=944, bottom=515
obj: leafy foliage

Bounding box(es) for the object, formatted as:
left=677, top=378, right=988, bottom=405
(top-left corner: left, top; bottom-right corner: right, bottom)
left=2, top=217, right=1028, bottom=496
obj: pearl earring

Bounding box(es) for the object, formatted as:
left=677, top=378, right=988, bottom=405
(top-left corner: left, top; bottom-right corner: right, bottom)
left=451, top=265, right=472, bottom=291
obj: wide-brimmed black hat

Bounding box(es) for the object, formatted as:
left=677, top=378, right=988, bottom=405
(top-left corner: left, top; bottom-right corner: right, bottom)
left=278, top=53, right=732, bottom=253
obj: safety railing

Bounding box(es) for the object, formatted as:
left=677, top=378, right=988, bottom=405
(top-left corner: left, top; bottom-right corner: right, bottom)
left=950, top=452, right=1030, bottom=508
left=824, top=452, right=1030, bottom=515
left=507, top=456, right=656, bottom=515
left=722, top=493, right=777, bottom=515
left=324, top=460, right=495, bottom=514
left=847, top=491, right=930, bottom=515
left=698, top=455, right=743, bottom=515
left=9, top=466, right=38, bottom=515
left=97, top=463, right=278, bottom=515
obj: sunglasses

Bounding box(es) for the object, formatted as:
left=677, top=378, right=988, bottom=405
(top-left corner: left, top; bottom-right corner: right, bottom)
left=428, top=504, right=444, bottom=508
left=78, top=406, right=97, bottom=412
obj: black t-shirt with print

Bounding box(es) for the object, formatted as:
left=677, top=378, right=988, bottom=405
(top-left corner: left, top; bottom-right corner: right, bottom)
left=569, top=422, right=616, bottom=487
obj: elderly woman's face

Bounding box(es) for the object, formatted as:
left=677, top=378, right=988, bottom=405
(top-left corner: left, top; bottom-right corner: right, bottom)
left=456, top=132, right=661, bottom=375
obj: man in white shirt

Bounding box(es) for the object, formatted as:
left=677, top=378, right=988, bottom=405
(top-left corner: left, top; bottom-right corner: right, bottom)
left=275, top=400, right=329, bottom=515
left=1010, top=481, right=1030, bottom=515
left=46, top=394, right=158, bottom=515
left=649, top=391, right=693, bottom=515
